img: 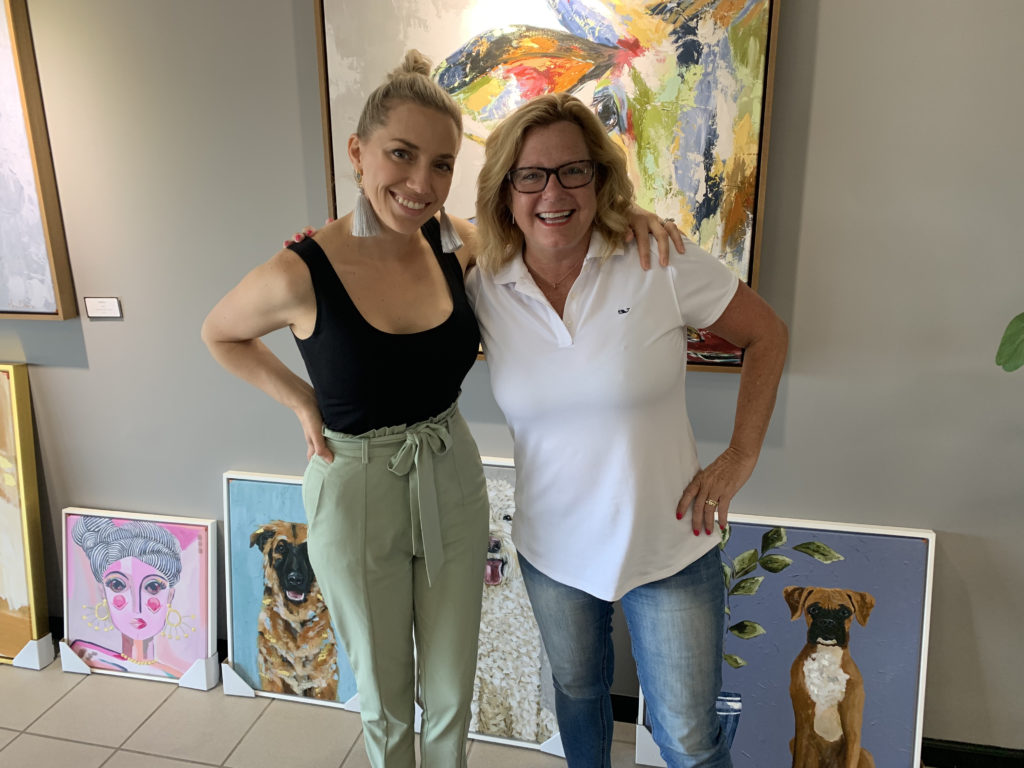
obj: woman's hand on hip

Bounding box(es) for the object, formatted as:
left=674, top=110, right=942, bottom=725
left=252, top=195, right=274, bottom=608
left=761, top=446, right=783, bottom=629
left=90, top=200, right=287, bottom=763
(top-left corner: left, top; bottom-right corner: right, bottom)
left=676, top=446, right=757, bottom=535
left=295, top=395, right=333, bottom=463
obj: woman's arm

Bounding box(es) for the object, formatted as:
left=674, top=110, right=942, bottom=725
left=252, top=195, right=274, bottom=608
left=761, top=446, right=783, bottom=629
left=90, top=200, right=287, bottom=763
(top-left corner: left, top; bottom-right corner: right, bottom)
left=200, top=249, right=332, bottom=461
left=676, top=282, right=788, bottom=534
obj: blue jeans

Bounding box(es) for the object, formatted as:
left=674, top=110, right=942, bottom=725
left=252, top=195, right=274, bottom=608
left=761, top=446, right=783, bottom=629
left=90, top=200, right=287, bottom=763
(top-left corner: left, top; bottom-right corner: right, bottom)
left=520, top=548, right=732, bottom=768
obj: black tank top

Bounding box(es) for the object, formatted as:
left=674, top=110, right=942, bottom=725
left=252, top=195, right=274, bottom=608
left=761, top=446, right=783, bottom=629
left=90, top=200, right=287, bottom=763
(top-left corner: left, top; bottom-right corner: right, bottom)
left=290, top=218, right=480, bottom=433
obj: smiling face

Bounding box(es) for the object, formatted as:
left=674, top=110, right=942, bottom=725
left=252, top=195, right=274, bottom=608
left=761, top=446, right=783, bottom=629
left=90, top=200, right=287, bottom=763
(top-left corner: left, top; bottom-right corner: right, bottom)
left=102, top=557, right=172, bottom=641
left=347, top=101, right=460, bottom=237
left=509, top=121, right=597, bottom=263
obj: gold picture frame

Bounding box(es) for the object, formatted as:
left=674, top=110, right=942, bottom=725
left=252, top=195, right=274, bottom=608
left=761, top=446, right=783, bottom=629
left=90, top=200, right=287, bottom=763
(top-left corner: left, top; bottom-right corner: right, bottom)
left=1, top=0, right=75, bottom=320
left=0, top=363, right=48, bottom=663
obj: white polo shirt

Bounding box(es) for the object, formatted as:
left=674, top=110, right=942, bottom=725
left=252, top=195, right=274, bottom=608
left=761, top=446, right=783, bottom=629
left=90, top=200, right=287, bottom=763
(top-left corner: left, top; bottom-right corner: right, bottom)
left=466, top=232, right=738, bottom=601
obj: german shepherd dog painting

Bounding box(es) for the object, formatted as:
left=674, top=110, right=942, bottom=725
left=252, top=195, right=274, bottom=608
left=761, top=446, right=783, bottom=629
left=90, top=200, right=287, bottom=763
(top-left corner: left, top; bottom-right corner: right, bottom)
left=250, top=521, right=338, bottom=699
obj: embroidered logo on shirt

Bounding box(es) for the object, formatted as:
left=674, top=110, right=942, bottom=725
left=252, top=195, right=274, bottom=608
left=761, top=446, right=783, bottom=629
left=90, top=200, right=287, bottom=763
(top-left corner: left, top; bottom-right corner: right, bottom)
left=617, top=307, right=631, bottom=314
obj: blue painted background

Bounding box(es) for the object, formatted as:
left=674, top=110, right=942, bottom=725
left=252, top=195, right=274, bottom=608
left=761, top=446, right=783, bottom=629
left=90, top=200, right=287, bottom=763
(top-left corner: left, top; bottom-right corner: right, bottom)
left=719, top=519, right=931, bottom=767
left=225, top=475, right=357, bottom=703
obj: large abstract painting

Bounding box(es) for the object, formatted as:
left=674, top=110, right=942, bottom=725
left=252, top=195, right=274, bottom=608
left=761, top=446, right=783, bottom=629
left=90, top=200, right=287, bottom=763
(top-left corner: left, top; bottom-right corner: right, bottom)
left=319, top=0, right=777, bottom=366
left=63, top=507, right=217, bottom=682
left=0, top=363, right=46, bottom=662
left=636, top=514, right=935, bottom=768
left=224, top=471, right=358, bottom=707
left=1, top=0, right=74, bottom=319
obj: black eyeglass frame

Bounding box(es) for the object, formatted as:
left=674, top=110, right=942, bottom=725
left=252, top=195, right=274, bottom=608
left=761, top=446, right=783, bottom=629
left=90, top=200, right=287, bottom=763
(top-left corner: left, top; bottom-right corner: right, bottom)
left=506, top=159, right=597, bottom=193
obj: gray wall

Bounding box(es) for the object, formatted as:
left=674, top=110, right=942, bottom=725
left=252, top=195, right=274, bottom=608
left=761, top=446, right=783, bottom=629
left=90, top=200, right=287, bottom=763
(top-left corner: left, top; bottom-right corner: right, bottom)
left=1, top=0, right=1021, bottom=750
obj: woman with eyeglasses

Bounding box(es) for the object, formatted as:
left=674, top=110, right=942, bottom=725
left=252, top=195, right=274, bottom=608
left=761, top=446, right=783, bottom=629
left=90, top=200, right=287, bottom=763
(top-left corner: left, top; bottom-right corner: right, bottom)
left=468, top=93, right=788, bottom=768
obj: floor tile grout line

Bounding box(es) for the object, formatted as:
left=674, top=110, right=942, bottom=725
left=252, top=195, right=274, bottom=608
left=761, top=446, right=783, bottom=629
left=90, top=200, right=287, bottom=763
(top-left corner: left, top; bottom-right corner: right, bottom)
left=112, top=677, right=179, bottom=750
left=109, top=746, right=224, bottom=767
left=15, top=666, right=89, bottom=734
left=219, top=695, right=275, bottom=767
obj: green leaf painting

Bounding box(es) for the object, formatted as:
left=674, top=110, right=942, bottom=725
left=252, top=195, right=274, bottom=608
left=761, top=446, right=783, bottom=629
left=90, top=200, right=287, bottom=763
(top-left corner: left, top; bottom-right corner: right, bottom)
left=758, top=554, right=793, bottom=573
left=761, top=527, right=786, bottom=552
left=728, top=620, right=766, bottom=639
left=793, top=541, right=845, bottom=564
left=729, top=576, right=764, bottom=596
left=720, top=525, right=846, bottom=670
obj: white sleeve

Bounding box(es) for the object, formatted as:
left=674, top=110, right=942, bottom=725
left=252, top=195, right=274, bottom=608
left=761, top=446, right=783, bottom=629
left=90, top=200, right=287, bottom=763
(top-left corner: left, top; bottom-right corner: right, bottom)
left=668, top=240, right=740, bottom=329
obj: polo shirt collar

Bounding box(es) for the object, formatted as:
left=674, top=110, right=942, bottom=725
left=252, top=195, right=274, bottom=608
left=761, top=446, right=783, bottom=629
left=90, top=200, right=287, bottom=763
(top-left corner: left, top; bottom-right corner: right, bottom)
left=491, top=231, right=621, bottom=286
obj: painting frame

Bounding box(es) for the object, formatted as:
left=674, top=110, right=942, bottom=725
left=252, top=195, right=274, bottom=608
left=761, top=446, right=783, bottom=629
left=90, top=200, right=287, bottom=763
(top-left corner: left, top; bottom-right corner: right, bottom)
left=222, top=470, right=359, bottom=709
left=636, top=513, right=935, bottom=767
left=315, top=0, right=779, bottom=370
left=61, top=507, right=218, bottom=684
left=0, top=363, right=47, bottom=663
left=472, top=456, right=561, bottom=753
left=1, top=0, right=75, bottom=320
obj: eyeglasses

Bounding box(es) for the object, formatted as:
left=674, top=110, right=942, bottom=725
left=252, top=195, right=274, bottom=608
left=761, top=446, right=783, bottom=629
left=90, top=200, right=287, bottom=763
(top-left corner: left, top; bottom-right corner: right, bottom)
left=507, top=160, right=596, bottom=193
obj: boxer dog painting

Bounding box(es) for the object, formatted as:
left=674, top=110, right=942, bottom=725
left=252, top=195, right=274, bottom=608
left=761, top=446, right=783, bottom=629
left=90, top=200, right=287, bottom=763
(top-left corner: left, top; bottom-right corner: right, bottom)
left=783, top=586, right=876, bottom=768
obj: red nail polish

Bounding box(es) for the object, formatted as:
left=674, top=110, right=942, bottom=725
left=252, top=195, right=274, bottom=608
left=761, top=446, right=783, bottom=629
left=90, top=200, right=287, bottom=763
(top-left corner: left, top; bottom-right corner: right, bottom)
left=692, top=529, right=699, bottom=536
left=705, top=528, right=712, bottom=535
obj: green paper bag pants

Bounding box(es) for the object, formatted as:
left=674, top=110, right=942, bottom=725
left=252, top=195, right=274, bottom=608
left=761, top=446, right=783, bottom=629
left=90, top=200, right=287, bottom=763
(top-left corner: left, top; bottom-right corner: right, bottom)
left=302, top=401, right=489, bottom=768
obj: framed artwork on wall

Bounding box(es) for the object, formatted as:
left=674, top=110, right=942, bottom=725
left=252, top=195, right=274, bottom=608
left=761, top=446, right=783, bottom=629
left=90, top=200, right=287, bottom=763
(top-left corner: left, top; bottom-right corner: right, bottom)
left=0, top=363, right=48, bottom=664
left=62, top=508, right=217, bottom=684
left=636, top=514, right=935, bottom=768
left=223, top=471, right=358, bottom=708
left=1, top=0, right=74, bottom=320
left=316, top=0, right=778, bottom=369
left=473, top=457, right=559, bottom=752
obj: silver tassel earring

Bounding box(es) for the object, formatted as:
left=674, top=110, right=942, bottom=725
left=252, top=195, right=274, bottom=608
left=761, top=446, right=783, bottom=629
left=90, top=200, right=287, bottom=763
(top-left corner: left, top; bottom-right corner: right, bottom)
left=438, top=205, right=463, bottom=252
left=351, top=173, right=380, bottom=238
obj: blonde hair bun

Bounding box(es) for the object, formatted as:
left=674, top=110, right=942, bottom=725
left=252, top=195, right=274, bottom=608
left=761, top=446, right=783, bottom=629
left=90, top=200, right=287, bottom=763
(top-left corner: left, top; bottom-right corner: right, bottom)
left=391, top=49, right=433, bottom=80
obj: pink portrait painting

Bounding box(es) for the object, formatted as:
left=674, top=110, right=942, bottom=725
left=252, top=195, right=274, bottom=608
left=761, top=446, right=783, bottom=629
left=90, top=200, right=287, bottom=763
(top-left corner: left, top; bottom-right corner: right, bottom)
left=63, top=509, right=214, bottom=681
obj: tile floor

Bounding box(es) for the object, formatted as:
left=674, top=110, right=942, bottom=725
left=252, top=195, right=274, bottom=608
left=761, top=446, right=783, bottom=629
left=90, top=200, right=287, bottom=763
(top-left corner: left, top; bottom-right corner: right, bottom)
left=0, top=660, right=639, bottom=767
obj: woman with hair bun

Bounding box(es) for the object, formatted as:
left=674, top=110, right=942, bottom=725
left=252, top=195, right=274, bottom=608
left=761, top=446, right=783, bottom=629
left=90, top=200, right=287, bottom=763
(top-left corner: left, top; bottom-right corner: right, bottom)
left=69, top=516, right=186, bottom=677
left=203, top=51, right=678, bottom=767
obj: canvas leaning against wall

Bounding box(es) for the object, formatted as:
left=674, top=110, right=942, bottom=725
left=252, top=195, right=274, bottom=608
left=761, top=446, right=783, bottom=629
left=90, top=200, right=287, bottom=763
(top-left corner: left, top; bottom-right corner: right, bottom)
left=636, top=514, right=935, bottom=768
left=224, top=471, right=358, bottom=708
left=0, top=363, right=47, bottom=662
left=0, top=0, right=74, bottom=320
left=319, top=0, right=777, bottom=367
left=473, top=458, right=558, bottom=750
left=62, top=508, right=217, bottom=682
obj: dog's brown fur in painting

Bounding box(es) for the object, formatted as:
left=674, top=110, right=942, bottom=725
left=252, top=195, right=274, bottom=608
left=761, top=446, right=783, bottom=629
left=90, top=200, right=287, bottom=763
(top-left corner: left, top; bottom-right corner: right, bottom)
left=251, top=521, right=337, bottom=699
left=783, top=586, right=876, bottom=768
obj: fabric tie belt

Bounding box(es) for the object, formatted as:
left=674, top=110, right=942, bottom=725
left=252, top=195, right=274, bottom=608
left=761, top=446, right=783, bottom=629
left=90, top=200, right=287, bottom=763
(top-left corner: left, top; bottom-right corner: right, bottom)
left=385, top=418, right=452, bottom=586
left=322, top=402, right=457, bottom=586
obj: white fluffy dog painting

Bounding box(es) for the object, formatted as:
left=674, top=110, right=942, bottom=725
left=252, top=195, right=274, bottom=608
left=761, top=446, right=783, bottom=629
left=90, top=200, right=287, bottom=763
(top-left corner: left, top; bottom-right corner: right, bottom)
left=470, top=464, right=558, bottom=745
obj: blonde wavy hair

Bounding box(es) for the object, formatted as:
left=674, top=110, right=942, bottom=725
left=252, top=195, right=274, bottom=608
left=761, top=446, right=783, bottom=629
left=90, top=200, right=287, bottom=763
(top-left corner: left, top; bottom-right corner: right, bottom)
left=474, top=93, right=634, bottom=271
left=355, top=50, right=462, bottom=142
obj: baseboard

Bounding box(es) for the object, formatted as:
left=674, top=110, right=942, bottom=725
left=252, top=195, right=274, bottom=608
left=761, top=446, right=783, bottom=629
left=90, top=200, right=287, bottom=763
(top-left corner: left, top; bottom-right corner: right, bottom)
left=611, top=694, right=1023, bottom=767
left=921, top=738, right=1024, bottom=768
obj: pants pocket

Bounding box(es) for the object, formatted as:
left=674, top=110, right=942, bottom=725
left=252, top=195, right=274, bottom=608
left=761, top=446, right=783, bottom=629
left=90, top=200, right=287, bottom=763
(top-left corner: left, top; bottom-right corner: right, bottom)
left=302, top=456, right=328, bottom=530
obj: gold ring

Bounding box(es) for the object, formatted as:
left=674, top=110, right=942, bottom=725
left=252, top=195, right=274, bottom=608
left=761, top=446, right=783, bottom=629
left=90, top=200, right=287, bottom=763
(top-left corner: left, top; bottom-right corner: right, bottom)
left=704, top=499, right=718, bottom=507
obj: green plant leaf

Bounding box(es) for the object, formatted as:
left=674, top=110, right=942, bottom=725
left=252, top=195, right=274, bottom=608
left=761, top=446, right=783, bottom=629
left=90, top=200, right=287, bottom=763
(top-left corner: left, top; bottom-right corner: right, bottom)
left=996, top=312, right=1024, bottom=372
left=730, top=576, right=764, bottom=596
left=719, top=524, right=732, bottom=549
left=722, top=562, right=733, bottom=588
left=758, top=554, right=793, bottom=573
left=732, top=549, right=759, bottom=578
left=729, top=620, right=767, bottom=639
left=761, top=527, right=787, bottom=552
left=723, top=653, right=747, bottom=669
left=793, top=541, right=845, bottom=564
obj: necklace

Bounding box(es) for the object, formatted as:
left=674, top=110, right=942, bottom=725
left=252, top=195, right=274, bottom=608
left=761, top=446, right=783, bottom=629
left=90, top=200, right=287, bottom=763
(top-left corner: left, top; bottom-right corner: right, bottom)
left=525, top=252, right=586, bottom=290
left=119, top=653, right=157, bottom=665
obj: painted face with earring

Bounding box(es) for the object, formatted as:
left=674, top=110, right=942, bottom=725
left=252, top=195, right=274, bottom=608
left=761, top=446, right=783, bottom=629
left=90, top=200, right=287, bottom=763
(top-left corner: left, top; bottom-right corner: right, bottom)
left=71, top=516, right=191, bottom=676
left=101, top=557, right=174, bottom=642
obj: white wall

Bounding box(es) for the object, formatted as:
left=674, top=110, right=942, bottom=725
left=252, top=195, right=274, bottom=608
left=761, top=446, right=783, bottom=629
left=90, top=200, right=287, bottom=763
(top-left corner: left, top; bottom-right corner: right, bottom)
left=1, top=0, right=1021, bottom=750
